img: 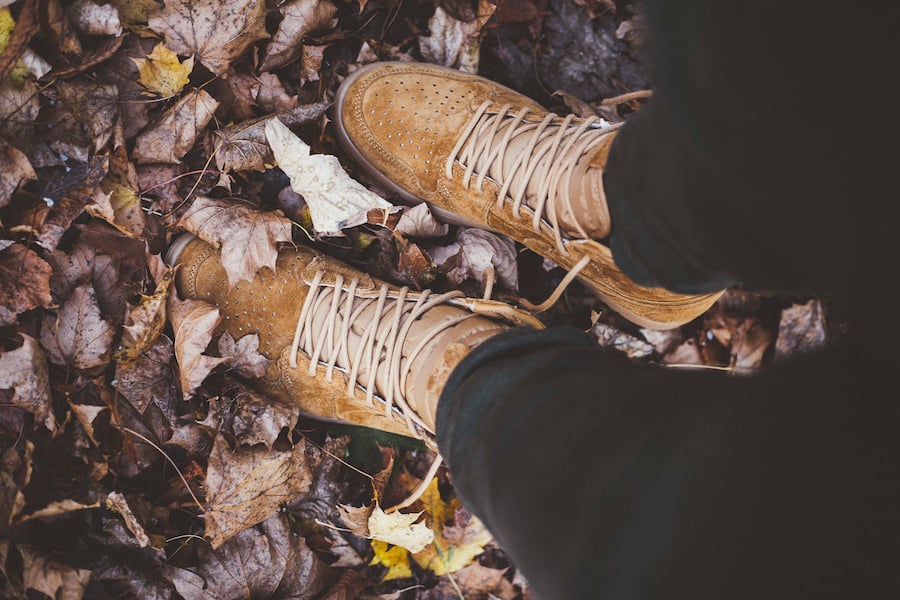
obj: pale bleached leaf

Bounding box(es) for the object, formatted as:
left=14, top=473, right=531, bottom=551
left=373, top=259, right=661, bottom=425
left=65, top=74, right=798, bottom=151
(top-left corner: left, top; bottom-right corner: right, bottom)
left=0, top=335, right=53, bottom=429
left=218, top=331, right=271, bottom=378
left=167, top=294, right=226, bottom=398
left=40, top=284, right=115, bottom=370
left=368, top=505, right=434, bottom=554
left=261, top=0, right=337, bottom=71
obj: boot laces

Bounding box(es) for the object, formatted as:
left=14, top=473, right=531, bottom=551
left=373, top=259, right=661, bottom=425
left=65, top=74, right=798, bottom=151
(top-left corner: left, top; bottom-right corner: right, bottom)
left=289, top=270, right=471, bottom=434
left=445, top=101, right=622, bottom=254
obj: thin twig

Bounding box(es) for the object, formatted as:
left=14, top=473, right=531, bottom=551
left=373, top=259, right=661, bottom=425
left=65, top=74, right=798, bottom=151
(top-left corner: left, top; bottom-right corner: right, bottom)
left=123, top=427, right=205, bottom=512
left=601, top=89, right=653, bottom=106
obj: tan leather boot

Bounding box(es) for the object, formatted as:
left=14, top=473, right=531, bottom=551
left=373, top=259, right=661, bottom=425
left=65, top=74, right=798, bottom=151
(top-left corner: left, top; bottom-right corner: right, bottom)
left=335, top=62, right=723, bottom=329
left=167, top=235, right=541, bottom=445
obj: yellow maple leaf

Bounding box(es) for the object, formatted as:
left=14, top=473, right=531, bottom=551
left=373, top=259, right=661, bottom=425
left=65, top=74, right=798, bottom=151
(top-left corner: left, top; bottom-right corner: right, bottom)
left=370, top=540, right=413, bottom=581
left=411, top=478, right=493, bottom=576
left=0, top=7, right=31, bottom=84
left=133, top=43, right=194, bottom=98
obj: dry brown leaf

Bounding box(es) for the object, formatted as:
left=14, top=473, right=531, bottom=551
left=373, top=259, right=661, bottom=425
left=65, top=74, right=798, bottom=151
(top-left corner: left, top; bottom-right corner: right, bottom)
left=0, top=446, right=29, bottom=534
left=105, top=491, right=151, bottom=548
left=93, top=144, right=145, bottom=237
left=419, top=0, right=496, bottom=73
left=133, top=88, right=219, bottom=164
left=20, top=544, right=92, bottom=600
left=217, top=383, right=299, bottom=448
left=730, top=318, right=773, bottom=373
left=36, top=155, right=109, bottom=251
left=0, top=243, right=52, bottom=324
left=431, top=228, right=518, bottom=292
left=167, top=294, right=225, bottom=398
left=204, top=434, right=312, bottom=548
left=0, top=80, right=39, bottom=144
left=0, top=334, right=53, bottom=429
left=663, top=338, right=704, bottom=366
left=132, top=42, right=194, bottom=98
left=67, top=0, right=123, bottom=36
left=256, top=72, right=298, bottom=113
left=168, top=512, right=330, bottom=599
left=45, top=0, right=83, bottom=56
left=113, top=0, right=162, bottom=31
left=261, top=0, right=337, bottom=71
left=55, top=79, right=120, bottom=153
left=430, top=562, right=509, bottom=600
left=300, top=44, right=326, bottom=83
left=67, top=401, right=106, bottom=446
left=114, top=334, right=177, bottom=413
left=136, top=163, right=181, bottom=212
left=775, top=299, right=828, bottom=362
left=217, top=331, right=271, bottom=378
left=114, top=267, right=172, bottom=367
left=0, top=139, right=35, bottom=208
left=40, top=284, right=115, bottom=370
left=176, top=197, right=293, bottom=286
left=149, top=0, right=267, bottom=75
left=395, top=203, right=449, bottom=238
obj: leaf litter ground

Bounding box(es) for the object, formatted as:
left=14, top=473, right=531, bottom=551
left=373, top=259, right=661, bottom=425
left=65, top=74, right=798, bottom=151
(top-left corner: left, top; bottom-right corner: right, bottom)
left=0, top=0, right=844, bottom=598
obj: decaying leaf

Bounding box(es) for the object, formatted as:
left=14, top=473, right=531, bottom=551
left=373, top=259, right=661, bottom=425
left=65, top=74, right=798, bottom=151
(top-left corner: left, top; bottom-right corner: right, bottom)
left=775, top=300, right=828, bottom=362
left=266, top=118, right=392, bottom=235
left=167, top=512, right=330, bottom=599
left=204, top=434, right=312, bottom=548
left=105, top=491, right=151, bottom=548
left=20, top=545, right=92, bottom=600
left=36, top=155, right=109, bottom=251
left=395, top=203, right=449, bottom=238
left=218, top=331, right=271, bottom=378
left=0, top=139, right=35, bottom=208
left=431, top=228, right=519, bottom=293
left=67, top=0, right=123, bottom=36
left=0, top=334, right=53, bottom=429
left=0, top=243, right=52, bottom=324
left=215, top=383, right=299, bottom=448
left=176, top=196, right=293, bottom=286
left=419, top=0, right=496, bottom=74
left=40, top=284, right=115, bottom=370
left=148, top=0, right=268, bottom=75
left=368, top=505, right=434, bottom=554
left=133, top=88, right=219, bottom=164
left=132, top=42, right=194, bottom=98
left=261, top=0, right=337, bottom=71
left=55, top=79, right=120, bottom=153
left=93, top=144, right=146, bottom=238
left=430, top=561, right=511, bottom=600
left=114, top=267, right=172, bottom=367
left=0, top=79, right=39, bottom=143
left=730, top=318, right=773, bottom=373
left=114, top=335, right=177, bottom=414
left=113, top=0, right=163, bottom=31
left=167, top=294, right=226, bottom=398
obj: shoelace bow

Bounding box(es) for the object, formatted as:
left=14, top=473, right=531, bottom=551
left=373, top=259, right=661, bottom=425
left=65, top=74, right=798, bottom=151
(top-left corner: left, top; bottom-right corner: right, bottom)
left=289, top=270, right=471, bottom=434
left=447, top=101, right=621, bottom=311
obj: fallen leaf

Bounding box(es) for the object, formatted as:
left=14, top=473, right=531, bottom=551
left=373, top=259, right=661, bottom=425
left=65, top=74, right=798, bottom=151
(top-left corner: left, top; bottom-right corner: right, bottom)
left=419, top=0, right=495, bottom=74
left=0, top=2, right=39, bottom=84
left=40, top=284, right=115, bottom=370
left=114, top=267, right=172, bottom=367
left=430, top=561, right=509, bottom=600
left=55, top=79, right=120, bottom=153
left=133, top=88, right=219, bottom=164
left=167, top=512, right=330, bottom=599
left=663, top=338, right=704, bottom=366
left=20, top=544, right=92, bottom=600
left=94, top=144, right=146, bottom=238
left=37, top=155, right=109, bottom=251
left=317, top=569, right=369, bottom=600
left=730, top=318, right=773, bottom=373
left=212, top=102, right=332, bottom=173
left=368, top=505, right=434, bottom=554
left=204, top=434, right=312, bottom=548
left=0, top=243, right=52, bottom=324
left=0, top=79, right=39, bottom=143
left=0, top=446, right=29, bottom=534
left=114, top=335, right=177, bottom=414
left=261, top=0, right=337, bottom=72
left=592, top=322, right=654, bottom=358
left=113, top=0, right=162, bottom=31
left=369, top=539, right=413, bottom=580
left=395, top=203, right=449, bottom=238
left=132, top=42, right=194, bottom=98
left=149, top=0, right=268, bottom=75
left=0, top=139, right=35, bottom=208
left=0, top=334, right=53, bottom=429
left=218, top=331, right=271, bottom=378
left=639, top=327, right=684, bottom=356
left=66, top=401, right=106, bottom=446
left=266, top=118, right=392, bottom=235
left=67, top=0, right=123, bottom=36
left=105, top=491, right=151, bottom=548
left=167, top=294, right=226, bottom=398
left=300, top=44, right=326, bottom=83
left=431, top=228, right=518, bottom=293
left=775, top=300, right=828, bottom=362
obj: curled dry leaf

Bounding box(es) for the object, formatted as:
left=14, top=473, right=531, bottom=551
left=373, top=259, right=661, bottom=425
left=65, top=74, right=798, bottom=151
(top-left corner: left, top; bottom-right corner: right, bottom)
left=261, top=0, right=337, bottom=71
left=0, top=243, right=52, bottom=325
left=218, top=331, right=271, bottom=378
left=395, top=203, right=449, bottom=238
left=114, top=335, right=177, bottom=414
left=0, top=139, right=35, bottom=208
left=67, top=0, right=123, bottom=36
left=167, top=294, right=226, bottom=398
left=216, top=382, right=299, bottom=449
left=133, top=88, right=219, bottom=164
left=105, top=491, right=151, bottom=548
left=132, top=42, right=194, bottom=98
left=0, top=334, right=53, bottom=430
left=204, top=434, right=312, bottom=548
left=40, top=284, right=115, bottom=370
left=419, top=0, right=496, bottom=74
left=20, top=545, right=92, bottom=600
left=148, top=0, right=267, bottom=75
left=266, top=118, right=392, bottom=235
left=93, top=144, right=145, bottom=238
left=176, top=196, right=293, bottom=286
left=114, top=267, right=173, bottom=367
left=431, top=228, right=518, bottom=292
left=0, top=80, right=39, bottom=143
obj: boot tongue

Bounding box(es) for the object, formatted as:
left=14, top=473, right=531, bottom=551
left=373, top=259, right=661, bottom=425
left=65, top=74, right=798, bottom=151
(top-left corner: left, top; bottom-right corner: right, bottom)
left=476, top=119, right=614, bottom=240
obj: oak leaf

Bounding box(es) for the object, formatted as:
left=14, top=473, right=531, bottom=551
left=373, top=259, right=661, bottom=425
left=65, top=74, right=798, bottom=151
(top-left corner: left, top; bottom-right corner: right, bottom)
left=0, top=334, right=53, bottom=430
left=149, top=0, right=267, bottom=75
left=133, top=88, right=219, bottom=164
left=0, top=243, right=52, bottom=325
left=204, top=434, right=312, bottom=548
left=266, top=118, right=392, bottom=235
left=176, top=197, right=293, bottom=286
left=132, top=42, right=193, bottom=98
left=261, top=0, right=337, bottom=71
left=0, top=139, right=35, bottom=208
left=167, top=294, right=225, bottom=398
left=40, top=284, right=115, bottom=370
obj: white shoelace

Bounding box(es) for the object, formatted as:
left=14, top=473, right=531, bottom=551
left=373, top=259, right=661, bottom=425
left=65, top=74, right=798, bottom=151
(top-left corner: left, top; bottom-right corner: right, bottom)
left=289, top=271, right=471, bottom=433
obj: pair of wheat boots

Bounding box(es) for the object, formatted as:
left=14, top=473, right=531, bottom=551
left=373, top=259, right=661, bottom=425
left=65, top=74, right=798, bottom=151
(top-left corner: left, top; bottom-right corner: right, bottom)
left=167, top=63, right=722, bottom=443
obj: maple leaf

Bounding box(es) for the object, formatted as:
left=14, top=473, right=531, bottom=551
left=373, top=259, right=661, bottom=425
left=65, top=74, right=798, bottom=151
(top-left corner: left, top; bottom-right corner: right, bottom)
left=132, top=42, right=194, bottom=98
left=370, top=539, right=414, bottom=580
left=0, top=139, right=35, bottom=208
left=204, top=434, right=312, bottom=548
left=368, top=505, right=434, bottom=554
left=114, top=335, right=177, bottom=414
left=92, top=145, right=145, bottom=238
left=148, top=0, right=268, bottom=75
left=176, top=197, right=293, bottom=286
left=20, top=545, right=91, bottom=600
left=0, top=334, right=53, bottom=430
left=55, top=78, right=120, bottom=153
left=266, top=118, right=392, bottom=235
left=217, top=331, right=271, bottom=378
left=40, top=284, right=115, bottom=370
left=114, top=266, right=172, bottom=367
left=167, top=294, right=226, bottom=398
left=261, top=0, right=337, bottom=72
left=133, top=88, right=219, bottom=164
left=0, top=243, right=52, bottom=325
